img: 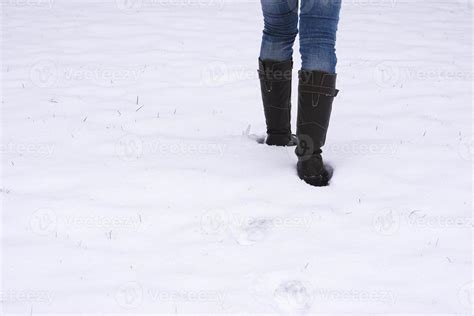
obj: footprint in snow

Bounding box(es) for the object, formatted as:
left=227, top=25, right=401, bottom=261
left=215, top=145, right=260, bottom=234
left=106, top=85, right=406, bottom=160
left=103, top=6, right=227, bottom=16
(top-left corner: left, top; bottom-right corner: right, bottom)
left=272, top=280, right=313, bottom=314
left=230, top=217, right=273, bottom=246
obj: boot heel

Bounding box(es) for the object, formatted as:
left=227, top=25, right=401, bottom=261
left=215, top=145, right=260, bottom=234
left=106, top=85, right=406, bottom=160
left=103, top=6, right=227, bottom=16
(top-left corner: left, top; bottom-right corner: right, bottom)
left=266, top=134, right=298, bottom=147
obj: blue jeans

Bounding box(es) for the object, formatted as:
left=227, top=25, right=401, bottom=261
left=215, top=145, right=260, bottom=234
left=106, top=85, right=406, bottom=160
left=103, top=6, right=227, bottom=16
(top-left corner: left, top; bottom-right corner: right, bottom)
left=259, top=0, right=341, bottom=73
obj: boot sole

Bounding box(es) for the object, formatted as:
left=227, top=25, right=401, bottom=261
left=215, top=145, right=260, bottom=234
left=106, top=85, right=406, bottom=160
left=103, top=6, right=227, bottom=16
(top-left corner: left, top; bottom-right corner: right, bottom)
left=297, top=165, right=333, bottom=187
left=265, top=134, right=298, bottom=147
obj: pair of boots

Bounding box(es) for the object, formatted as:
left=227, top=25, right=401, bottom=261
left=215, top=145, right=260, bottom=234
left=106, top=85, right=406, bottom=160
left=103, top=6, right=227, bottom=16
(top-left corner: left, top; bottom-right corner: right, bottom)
left=258, top=59, right=339, bottom=187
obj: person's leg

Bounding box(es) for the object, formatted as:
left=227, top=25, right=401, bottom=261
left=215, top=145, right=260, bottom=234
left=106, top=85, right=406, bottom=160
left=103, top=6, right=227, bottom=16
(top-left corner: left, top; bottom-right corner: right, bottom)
left=258, top=0, right=299, bottom=146
left=299, top=0, right=341, bottom=72
left=260, top=0, right=299, bottom=62
left=295, top=0, right=342, bottom=186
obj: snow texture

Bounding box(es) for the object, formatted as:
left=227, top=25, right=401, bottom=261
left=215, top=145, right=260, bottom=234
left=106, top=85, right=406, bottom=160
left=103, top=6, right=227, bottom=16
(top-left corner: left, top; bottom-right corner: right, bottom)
left=1, top=0, right=473, bottom=314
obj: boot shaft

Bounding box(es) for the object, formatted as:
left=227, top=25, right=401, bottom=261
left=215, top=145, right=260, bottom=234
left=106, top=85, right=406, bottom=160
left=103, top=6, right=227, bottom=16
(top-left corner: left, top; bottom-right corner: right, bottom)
left=258, top=59, right=294, bottom=145
left=296, top=70, right=338, bottom=159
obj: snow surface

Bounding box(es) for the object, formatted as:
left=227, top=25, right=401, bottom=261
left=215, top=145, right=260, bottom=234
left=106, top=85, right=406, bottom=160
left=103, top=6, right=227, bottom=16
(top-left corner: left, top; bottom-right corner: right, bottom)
left=1, top=0, right=473, bottom=315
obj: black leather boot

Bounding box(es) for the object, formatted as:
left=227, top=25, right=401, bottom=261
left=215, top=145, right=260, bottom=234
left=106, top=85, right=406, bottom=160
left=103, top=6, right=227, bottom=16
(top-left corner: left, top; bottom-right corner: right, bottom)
left=296, top=70, right=339, bottom=186
left=258, top=59, right=297, bottom=146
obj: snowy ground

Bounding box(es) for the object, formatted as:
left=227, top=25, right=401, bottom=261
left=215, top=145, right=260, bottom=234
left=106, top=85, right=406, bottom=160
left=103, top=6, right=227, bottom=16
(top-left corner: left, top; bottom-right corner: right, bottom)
left=1, top=0, right=473, bottom=314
